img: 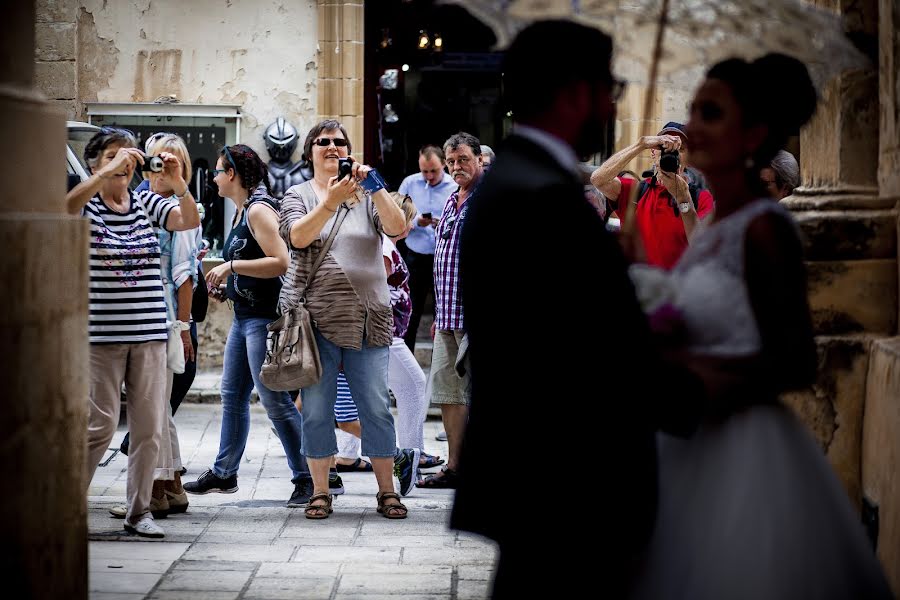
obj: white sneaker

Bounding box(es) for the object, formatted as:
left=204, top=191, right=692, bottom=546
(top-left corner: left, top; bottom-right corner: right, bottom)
left=124, top=514, right=165, bottom=538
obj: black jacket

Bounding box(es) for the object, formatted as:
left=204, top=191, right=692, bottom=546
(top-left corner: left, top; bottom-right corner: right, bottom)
left=451, top=134, right=700, bottom=570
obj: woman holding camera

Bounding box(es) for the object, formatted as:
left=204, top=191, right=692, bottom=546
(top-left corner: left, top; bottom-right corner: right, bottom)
left=67, top=127, right=200, bottom=538
left=110, top=132, right=201, bottom=521
left=279, top=119, right=409, bottom=519
left=182, top=144, right=314, bottom=508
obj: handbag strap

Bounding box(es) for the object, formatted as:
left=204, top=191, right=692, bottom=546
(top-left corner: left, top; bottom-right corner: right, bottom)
left=299, top=204, right=349, bottom=301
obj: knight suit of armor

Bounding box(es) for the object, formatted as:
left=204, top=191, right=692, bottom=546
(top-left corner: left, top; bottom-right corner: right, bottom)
left=265, top=117, right=313, bottom=198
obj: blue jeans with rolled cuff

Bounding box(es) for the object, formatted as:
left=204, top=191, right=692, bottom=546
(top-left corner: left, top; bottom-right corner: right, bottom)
left=214, top=316, right=310, bottom=482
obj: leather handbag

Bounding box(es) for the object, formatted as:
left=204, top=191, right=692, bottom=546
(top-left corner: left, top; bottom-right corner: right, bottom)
left=259, top=206, right=348, bottom=391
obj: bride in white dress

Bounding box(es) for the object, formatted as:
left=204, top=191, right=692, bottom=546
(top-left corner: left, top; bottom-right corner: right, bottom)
left=630, top=54, right=892, bottom=599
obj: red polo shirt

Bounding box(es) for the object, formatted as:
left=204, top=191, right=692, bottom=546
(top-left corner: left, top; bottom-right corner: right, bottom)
left=617, top=177, right=714, bottom=270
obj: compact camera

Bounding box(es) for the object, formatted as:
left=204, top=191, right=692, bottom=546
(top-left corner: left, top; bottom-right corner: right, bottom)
left=141, top=153, right=165, bottom=173
left=338, top=157, right=354, bottom=180
left=658, top=149, right=680, bottom=174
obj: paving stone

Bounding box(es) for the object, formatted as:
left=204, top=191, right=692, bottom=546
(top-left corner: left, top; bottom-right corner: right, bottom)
left=195, top=531, right=278, bottom=544
left=255, top=562, right=342, bottom=578
left=334, top=594, right=452, bottom=600
left=90, top=593, right=145, bottom=600
left=457, top=578, right=492, bottom=599
left=182, top=543, right=295, bottom=562
left=353, top=535, right=457, bottom=547
left=401, top=547, right=498, bottom=566
left=457, top=565, right=495, bottom=581
left=156, top=569, right=253, bottom=592
left=339, top=564, right=453, bottom=575
left=147, top=592, right=239, bottom=600
left=244, top=577, right=336, bottom=600
left=280, top=524, right=359, bottom=539
left=205, top=511, right=289, bottom=533
left=89, top=558, right=174, bottom=574
left=90, top=541, right=190, bottom=561
left=173, top=560, right=258, bottom=572
left=292, top=546, right=402, bottom=564
left=89, top=572, right=161, bottom=594
left=338, top=573, right=452, bottom=595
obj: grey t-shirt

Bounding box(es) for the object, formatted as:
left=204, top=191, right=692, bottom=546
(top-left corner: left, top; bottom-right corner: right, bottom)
left=278, top=181, right=393, bottom=349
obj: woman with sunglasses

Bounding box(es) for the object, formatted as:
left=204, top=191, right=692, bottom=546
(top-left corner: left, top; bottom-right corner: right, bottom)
left=182, top=144, right=314, bottom=507
left=279, top=119, right=409, bottom=519
left=67, top=127, right=201, bottom=539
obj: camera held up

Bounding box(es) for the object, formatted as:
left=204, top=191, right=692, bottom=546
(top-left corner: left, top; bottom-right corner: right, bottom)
left=338, top=157, right=354, bottom=180
left=659, top=148, right=680, bottom=174
left=141, top=153, right=165, bottom=173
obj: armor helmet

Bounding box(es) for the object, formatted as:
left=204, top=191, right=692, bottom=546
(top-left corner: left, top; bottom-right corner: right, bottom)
left=264, top=117, right=298, bottom=162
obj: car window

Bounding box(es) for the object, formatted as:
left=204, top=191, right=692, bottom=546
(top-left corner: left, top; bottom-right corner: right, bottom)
left=67, top=124, right=142, bottom=190
left=67, top=128, right=97, bottom=174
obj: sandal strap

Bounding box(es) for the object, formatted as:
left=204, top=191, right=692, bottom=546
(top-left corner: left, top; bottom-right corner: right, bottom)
left=308, top=493, right=332, bottom=506
left=377, top=491, right=401, bottom=502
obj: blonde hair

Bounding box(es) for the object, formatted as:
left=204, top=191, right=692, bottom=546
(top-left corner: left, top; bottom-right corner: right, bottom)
left=390, top=191, right=417, bottom=226
left=145, top=133, right=192, bottom=185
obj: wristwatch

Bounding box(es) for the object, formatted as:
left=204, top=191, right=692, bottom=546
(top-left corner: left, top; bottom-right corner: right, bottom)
left=678, top=202, right=691, bottom=214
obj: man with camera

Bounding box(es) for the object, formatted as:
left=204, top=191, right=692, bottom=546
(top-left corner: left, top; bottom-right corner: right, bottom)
left=590, top=121, right=714, bottom=269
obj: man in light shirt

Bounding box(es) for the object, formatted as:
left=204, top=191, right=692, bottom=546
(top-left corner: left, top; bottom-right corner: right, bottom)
left=397, top=145, right=457, bottom=351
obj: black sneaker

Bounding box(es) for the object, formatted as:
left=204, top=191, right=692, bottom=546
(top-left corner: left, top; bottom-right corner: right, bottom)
left=394, top=448, right=420, bottom=497
left=183, top=469, right=238, bottom=495
left=287, top=478, right=314, bottom=507
left=329, top=472, right=345, bottom=496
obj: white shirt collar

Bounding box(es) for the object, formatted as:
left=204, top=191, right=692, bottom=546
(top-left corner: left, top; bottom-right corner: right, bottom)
left=513, top=124, right=580, bottom=176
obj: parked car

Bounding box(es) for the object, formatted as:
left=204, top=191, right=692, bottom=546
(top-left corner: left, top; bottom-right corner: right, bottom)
left=66, top=121, right=100, bottom=191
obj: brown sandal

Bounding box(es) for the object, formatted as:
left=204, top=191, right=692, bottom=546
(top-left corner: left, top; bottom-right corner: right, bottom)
left=376, top=491, right=408, bottom=519
left=304, top=493, right=333, bottom=519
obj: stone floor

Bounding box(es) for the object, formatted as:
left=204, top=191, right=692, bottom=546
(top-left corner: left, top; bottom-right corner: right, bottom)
left=88, top=404, right=496, bottom=600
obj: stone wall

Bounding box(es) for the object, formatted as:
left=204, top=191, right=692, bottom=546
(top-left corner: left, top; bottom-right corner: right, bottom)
left=35, top=0, right=78, bottom=119
left=862, top=338, right=900, bottom=595
left=35, top=0, right=321, bottom=162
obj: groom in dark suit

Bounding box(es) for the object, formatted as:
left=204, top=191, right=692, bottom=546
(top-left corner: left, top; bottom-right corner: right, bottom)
left=453, top=20, right=701, bottom=598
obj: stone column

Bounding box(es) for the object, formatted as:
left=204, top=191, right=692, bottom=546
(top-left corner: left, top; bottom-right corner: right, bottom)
left=781, top=0, right=895, bottom=509
left=318, top=0, right=365, bottom=161
left=858, top=0, right=900, bottom=594
left=0, top=1, right=89, bottom=598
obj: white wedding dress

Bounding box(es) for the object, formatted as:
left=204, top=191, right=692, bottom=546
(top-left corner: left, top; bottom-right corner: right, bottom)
left=630, top=200, right=892, bottom=600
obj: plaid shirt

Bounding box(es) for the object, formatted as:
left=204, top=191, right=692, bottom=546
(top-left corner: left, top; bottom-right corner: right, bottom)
left=433, top=187, right=473, bottom=330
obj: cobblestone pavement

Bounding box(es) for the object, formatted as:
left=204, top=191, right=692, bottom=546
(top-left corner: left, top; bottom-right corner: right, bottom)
left=88, top=404, right=496, bottom=599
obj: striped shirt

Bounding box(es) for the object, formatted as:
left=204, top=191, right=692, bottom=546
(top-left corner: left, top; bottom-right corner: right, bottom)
left=84, top=189, right=178, bottom=344
left=434, top=187, right=472, bottom=331
left=333, top=372, right=359, bottom=423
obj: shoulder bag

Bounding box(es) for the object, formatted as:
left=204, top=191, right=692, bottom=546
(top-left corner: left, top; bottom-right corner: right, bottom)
left=259, top=206, right=348, bottom=391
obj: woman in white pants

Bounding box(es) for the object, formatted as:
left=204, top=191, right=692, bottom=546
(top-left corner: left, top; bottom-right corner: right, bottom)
left=383, top=194, right=435, bottom=459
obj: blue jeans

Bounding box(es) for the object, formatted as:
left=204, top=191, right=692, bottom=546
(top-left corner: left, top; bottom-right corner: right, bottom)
left=301, top=329, right=397, bottom=458
left=214, top=316, right=310, bottom=482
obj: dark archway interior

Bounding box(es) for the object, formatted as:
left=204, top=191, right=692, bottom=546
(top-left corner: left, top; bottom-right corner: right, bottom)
left=364, top=0, right=506, bottom=187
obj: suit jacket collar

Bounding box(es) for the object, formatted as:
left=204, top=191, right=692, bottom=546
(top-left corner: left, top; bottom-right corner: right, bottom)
left=500, top=134, right=583, bottom=186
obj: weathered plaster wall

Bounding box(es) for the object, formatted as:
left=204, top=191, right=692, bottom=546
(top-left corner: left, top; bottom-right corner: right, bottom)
left=76, top=0, right=319, bottom=160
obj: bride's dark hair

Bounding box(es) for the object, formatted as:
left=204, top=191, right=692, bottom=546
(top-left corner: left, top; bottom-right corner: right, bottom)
left=707, top=54, right=817, bottom=177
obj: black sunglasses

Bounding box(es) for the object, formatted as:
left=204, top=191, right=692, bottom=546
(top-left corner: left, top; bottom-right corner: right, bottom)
left=100, top=126, right=135, bottom=137
left=313, top=137, right=349, bottom=147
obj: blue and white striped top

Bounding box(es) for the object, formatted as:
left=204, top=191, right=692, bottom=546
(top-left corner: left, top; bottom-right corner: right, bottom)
left=84, top=189, right=178, bottom=344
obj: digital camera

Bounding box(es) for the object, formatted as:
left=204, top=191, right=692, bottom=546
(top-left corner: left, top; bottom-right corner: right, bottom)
left=658, top=149, right=680, bottom=173
left=141, top=153, right=165, bottom=173
left=338, top=157, right=354, bottom=180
